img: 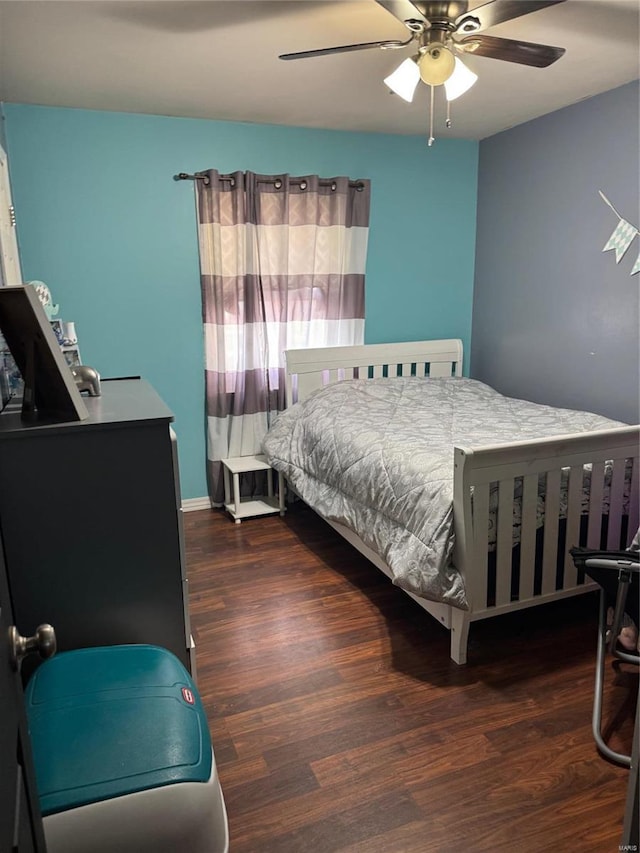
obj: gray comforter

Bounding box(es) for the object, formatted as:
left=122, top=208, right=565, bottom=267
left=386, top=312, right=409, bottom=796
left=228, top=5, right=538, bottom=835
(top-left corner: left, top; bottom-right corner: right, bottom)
left=262, top=377, right=624, bottom=609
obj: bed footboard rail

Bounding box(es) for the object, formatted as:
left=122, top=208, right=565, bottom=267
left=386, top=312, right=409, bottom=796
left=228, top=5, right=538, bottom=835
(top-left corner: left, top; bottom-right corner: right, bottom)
left=453, top=425, right=640, bottom=616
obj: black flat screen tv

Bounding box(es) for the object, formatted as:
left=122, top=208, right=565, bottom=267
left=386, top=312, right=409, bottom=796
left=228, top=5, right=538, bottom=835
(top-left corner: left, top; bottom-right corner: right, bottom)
left=0, top=285, right=88, bottom=422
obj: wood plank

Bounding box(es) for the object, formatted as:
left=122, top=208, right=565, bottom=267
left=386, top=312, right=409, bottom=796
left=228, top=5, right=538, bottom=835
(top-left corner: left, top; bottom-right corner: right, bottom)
left=471, top=482, right=490, bottom=609
left=606, top=458, right=626, bottom=549
left=428, top=361, right=452, bottom=378
left=495, top=478, right=514, bottom=607
left=563, top=465, right=584, bottom=588
left=629, top=457, right=639, bottom=544
left=518, top=474, right=539, bottom=600
left=296, top=371, right=319, bottom=402
left=587, top=461, right=605, bottom=548
left=285, top=339, right=463, bottom=375
left=456, top=427, right=639, bottom=485
left=541, top=469, right=561, bottom=595
left=184, top=504, right=634, bottom=853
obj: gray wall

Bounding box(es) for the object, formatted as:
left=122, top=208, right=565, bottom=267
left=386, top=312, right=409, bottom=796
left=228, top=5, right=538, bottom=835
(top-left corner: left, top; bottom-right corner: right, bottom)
left=471, top=81, right=639, bottom=425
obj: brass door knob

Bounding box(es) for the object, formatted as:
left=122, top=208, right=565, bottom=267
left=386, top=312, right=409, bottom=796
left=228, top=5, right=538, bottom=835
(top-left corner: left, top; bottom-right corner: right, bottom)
left=9, top=624, right=56, bottom=670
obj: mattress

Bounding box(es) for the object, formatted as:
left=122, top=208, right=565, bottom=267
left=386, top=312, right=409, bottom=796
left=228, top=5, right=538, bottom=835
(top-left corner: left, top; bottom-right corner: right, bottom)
left=262, top=377, right=627, bottom=609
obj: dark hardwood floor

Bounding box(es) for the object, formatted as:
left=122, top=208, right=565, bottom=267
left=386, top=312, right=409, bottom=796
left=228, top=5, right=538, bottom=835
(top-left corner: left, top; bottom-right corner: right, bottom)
left=184, top=504, right=638, bottom=853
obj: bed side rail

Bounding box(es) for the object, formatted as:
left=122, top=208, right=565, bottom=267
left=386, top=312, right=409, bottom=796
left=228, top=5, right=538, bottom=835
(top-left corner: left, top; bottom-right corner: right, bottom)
left=284, top=339, right=463, bottom=405
left=453, top=425, right=640, bottom=615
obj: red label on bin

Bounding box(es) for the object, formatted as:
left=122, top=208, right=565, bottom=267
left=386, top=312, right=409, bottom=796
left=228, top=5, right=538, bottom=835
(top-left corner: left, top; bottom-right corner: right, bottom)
left=182, top=687, right=195, bottom=705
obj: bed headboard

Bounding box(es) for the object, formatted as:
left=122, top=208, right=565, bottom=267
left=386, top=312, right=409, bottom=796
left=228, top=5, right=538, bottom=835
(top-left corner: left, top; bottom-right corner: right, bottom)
left=284, top=339, right=463, bottom=406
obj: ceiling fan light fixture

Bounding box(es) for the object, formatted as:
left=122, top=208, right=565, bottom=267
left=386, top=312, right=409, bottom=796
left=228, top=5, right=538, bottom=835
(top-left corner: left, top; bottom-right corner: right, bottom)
left=384, top=56, right=420, bottom=102
left=418, top=44, right=456, bottom=86
left=444, top=57, right=478, bottom=101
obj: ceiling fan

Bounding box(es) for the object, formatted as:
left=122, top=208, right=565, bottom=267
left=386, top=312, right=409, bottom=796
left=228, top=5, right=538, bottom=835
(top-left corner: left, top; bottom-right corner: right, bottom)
left=279, top=1, right=567, bottom=144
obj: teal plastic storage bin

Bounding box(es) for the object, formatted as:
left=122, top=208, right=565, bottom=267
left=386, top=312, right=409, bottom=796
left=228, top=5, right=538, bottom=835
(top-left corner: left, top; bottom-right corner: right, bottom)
left=25, top=644, right=228, bottom=853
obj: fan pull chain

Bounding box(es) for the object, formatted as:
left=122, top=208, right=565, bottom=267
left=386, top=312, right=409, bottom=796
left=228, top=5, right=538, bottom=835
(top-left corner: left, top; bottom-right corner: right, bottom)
left=428, top=85, right=435, bottom=146
left=446, top=98, right=452, bottom=128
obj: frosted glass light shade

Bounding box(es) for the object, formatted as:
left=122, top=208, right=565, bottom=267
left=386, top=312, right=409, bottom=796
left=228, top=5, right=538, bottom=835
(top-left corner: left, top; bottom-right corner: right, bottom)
left=444, top=58, right=478, bottom=101
left=384, top=57, right=420, bottom=102
left=418, top=45, right=455, bottom=85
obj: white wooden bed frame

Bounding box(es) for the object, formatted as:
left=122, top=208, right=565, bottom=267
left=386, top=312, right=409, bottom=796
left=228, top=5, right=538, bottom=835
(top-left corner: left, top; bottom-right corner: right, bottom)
left=284, top=339, right=640, bottom=664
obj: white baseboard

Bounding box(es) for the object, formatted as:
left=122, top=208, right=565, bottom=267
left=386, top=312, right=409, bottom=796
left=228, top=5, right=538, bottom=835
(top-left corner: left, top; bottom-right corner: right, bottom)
left=181, top=496, right=215, bottom=512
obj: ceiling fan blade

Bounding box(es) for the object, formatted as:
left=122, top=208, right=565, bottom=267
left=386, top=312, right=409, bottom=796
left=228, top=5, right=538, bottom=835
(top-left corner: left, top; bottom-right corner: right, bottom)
left=279, top=38, right=409, bottom=61
left=455, top=0, right=566, bottom=34
left=457, top=34, right=565, bottom=67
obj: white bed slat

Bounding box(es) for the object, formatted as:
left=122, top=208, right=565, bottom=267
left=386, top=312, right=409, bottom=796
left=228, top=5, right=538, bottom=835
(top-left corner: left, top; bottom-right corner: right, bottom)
left=541, top=469, right=561, bottom=595
left=471, top=482, right=490, bottom=608
left=401, top=363, right=413, bottom=377
left=563, top=466, right=584, bottom=589
left=606, top=458, right=626, bottom=550
left=372, top=364, right=383, bottom=378
left=285, top=373, right=294, bottom=408
left=518, top=474, right=539, bottom=600
left=495, top=478, right=515, bottom=607
left=415, top=362, right=427, bottom=378
left=296, top=372, right=319, bottom=403
left=629, top=458, right=639, bottom=545
left=587, top=462, right=605, bottom=548
left=429, top=361, right=451, bottom=378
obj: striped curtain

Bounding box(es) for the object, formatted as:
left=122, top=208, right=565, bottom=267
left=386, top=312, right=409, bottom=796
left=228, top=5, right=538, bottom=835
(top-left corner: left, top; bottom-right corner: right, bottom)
left=196, top=170, right=371, bottom=504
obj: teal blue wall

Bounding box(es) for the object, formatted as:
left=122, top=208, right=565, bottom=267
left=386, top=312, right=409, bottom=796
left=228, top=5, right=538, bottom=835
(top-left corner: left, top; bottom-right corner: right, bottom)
left=2, top=104, right=478, bottom=499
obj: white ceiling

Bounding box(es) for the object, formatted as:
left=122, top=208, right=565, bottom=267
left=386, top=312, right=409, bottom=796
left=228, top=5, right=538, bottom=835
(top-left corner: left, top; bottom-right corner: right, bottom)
left=0, top=0, right=638, bottom=140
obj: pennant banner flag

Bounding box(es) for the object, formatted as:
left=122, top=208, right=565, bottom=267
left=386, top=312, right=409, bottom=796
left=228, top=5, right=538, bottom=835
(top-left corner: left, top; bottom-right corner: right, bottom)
left=599, top=191, right=639, bottom=275
left=602, top=218, right=637, bottom=263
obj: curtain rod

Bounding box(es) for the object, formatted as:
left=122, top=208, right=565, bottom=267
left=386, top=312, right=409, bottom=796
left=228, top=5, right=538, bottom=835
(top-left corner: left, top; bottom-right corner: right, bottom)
left=174, top=172, right=364, bottom=190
